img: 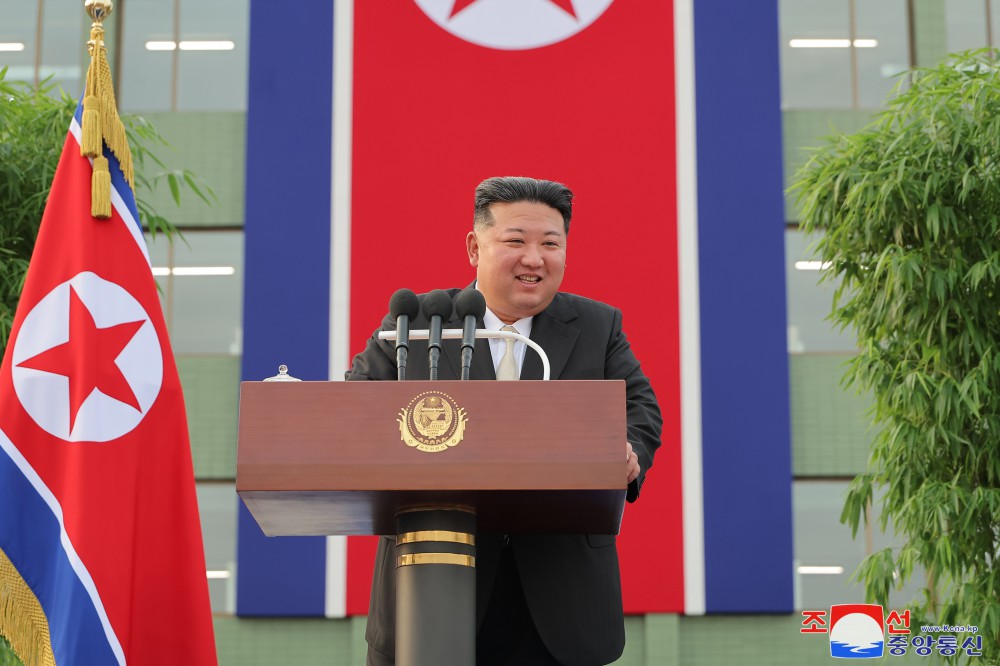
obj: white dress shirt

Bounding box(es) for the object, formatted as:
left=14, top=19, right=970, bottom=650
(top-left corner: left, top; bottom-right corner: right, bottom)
left=482, top=307, right=533, bottom=376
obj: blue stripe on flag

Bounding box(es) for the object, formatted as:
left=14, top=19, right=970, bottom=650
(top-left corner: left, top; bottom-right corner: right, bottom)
left=694, top=0, right=794, bottom=612
left=103, top=147, right=141, bottom=227
left=0, top=431, right=120, bottom=664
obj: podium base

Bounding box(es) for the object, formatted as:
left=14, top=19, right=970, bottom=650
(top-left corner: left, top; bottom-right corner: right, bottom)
left=395, top=506, right=477, bottom=666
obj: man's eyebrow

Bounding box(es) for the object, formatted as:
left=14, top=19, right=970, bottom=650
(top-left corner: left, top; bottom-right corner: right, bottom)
left=498, top=226, right=564, bottom=237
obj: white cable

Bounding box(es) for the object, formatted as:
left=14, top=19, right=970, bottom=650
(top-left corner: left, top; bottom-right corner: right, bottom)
left=377, top=329, right=550, bottom=380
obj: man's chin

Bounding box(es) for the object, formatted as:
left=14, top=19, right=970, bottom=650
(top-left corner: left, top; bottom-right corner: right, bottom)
left=511, top=295, right=555, bottom=318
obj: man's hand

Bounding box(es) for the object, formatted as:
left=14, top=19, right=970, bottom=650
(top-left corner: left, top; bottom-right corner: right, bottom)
left=626, top=441, right=640, bottom=484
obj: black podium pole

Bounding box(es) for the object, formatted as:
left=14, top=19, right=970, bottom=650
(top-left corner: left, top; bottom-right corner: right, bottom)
left=395, top=506, right=476, bottom=666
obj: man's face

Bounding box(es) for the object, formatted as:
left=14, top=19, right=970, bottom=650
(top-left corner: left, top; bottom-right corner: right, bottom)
left=466, top=201, right=567, bottom=324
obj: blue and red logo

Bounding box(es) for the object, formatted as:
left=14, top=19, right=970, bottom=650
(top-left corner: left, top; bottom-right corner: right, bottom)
left=801, top=604, right=983, bottom=658
left=829, top=604, right=885, bottom=659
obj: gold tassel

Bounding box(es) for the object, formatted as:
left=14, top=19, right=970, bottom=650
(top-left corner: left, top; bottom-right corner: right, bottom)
left=92, top=156, right=111, bottom=219
left=0, top=546, right=56, bottom=666
left=81, top=95, right=102, bottom=158
left=82, top=3, right=135, bottom=220
left=81, top=32, right=101, bottom=160
left=92, top=50, right=133, bottom=189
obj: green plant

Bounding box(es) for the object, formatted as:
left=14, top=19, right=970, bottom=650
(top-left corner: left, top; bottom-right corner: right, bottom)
left=0, top=636, right=21, bottom=666
left=792, top=49, right=1000, bottom=663
left=0, top=68, right=213, bottom=358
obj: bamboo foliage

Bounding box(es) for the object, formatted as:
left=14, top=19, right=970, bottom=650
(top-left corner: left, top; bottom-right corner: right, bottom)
left=792, top=50, right=1000, bottom=663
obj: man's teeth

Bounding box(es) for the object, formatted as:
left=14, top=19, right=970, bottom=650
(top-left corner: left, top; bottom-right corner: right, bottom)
left=517, top=276, right=540, bottom=283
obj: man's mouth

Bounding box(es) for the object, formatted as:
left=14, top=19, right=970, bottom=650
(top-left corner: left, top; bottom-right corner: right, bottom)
left=516, top=275, right=541, bottom=284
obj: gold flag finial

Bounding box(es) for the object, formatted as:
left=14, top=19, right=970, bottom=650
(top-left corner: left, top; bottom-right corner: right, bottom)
left=81, top=0, right=134, bottom=219
left=85, top=0, right=113, bottom=22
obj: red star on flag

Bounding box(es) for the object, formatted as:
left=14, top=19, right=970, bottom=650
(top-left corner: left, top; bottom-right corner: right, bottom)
left=450, top=0, right=577, bottom=19
left=16, top=286, right=145, bottom=433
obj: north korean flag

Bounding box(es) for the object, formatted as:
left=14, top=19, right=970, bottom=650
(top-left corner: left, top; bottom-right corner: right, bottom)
left=0, top=104, right=217, bottom=664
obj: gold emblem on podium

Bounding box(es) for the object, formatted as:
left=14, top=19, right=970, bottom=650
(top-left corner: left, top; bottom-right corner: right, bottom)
left=398, top=391, right=468, bottom=452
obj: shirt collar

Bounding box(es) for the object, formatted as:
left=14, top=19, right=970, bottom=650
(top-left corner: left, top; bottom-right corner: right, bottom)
left=482, top=307, right=533, bottom=335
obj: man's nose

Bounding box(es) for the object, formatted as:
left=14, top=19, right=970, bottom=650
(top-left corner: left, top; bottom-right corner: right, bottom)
left=520, top=245, right=543, bottom=267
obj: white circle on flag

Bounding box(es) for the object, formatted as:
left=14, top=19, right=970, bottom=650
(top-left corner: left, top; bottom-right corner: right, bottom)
left=413, top=0, right=615, bottom=50
left=11, top=272, right=163, bottom=442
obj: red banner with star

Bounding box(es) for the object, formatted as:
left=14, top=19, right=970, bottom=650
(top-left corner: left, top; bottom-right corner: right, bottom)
left=346, top=0, right=681, bottom=614
left=0, top=110, right=216, bottom=663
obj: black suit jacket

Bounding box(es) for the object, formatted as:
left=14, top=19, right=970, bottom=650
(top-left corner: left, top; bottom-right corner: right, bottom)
left=346, top=289, right=662, bottom=666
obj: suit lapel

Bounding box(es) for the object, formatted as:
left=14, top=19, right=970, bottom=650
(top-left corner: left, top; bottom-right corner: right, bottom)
left=521, top=293, right=578, bottom=381
left=438, top=316, right=461, bottom=380
left=442, top=286, right=578, bottom=381
left=439, top=320, right=498, bottom=379
left=470, top=333, right=494, bottom=380
left=441, top=314, right=497, bottom=380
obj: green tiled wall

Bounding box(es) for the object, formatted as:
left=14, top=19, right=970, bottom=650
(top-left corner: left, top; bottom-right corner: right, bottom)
left=0, top=613, right=933, bottom=665
left=177, top=355, right=240, bottom=478
left=214, top=615, right=359, bottom=666
left=211, top=615, right=665, bottom=666
left=680, top=615, right=828, bottom=665
left=212, top=613, right=935, bottom=665
left=640, top=614, right=679, bottom=666
left=790, top=354, right=874, bottom=476
left=138, top=112, right=246, bottom=228
left=912, top=0, right=948, bottom=67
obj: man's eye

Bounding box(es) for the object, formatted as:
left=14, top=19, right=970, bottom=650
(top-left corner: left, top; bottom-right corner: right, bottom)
left=505, top=239, right=525, bottom=245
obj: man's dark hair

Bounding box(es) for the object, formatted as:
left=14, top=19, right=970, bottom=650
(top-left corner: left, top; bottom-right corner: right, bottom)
left=473, top=176, right=573, bottom=234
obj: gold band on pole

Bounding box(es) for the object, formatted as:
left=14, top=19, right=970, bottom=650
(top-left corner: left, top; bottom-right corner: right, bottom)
left=397, top=530, right=475, bottom=546
left=397, top=553, right=476, bottom=568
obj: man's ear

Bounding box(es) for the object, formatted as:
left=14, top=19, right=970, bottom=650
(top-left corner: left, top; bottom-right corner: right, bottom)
left=466, top=230, right=479, bottom=267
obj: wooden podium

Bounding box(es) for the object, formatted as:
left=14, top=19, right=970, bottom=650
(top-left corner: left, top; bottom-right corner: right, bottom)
left=237, top=379, right=627, bottom=665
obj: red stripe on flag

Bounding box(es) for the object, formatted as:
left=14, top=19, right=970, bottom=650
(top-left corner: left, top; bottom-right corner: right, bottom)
left=347, top=536, right=380, bottom=616
left=347, top=0, right=682, bottom=614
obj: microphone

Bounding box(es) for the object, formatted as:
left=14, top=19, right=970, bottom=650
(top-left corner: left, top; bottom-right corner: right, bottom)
left=422, top=290, right=454, bottom=381
left=389, top=289, right=420, bottom=381
left=453, top=289, right=486, bottom=380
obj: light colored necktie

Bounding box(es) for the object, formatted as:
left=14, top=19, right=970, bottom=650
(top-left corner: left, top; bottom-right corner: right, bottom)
left=496, top=325, right=519, bottom=381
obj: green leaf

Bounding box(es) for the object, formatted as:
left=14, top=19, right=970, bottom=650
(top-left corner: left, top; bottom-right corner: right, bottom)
left=167, top=172, right=181, bottom=206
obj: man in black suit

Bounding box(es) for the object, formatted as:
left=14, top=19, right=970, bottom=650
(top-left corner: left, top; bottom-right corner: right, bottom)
left=347, top=176, right=662, bottom=666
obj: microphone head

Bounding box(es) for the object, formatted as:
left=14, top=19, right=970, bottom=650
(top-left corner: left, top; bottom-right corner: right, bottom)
left=422, top=289, right=454, bottom=320
left=454, top=288, right=486, bottom=320
left=389, top=289, right=420, bottom=320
